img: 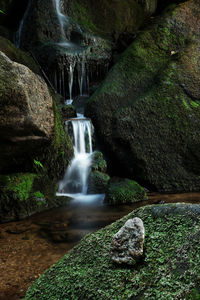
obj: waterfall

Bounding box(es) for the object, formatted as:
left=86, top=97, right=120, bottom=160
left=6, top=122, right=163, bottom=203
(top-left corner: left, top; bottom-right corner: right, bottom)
left=53, top=0, right=69, bottom=40
left=15, top=0, right=32, bottom=48
left=58, top=117, right=93, bottom=195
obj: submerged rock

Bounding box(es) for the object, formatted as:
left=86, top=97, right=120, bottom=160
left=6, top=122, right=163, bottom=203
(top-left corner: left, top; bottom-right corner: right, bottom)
left=110, top=217, right=145, bottom=265
left=86, top=0, right=200, bottom=193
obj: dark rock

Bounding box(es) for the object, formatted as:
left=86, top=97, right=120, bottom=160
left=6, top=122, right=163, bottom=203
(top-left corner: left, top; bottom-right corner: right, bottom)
left=87, top=171, right=110, bottom=194
left=86, top=1, right=200, bottom=193
left=61, top=104, right=76, bottom=121
left=110, top=217, right=145, bottom=264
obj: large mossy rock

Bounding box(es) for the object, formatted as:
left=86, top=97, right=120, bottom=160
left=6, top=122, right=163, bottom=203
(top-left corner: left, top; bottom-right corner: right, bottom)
left=106, top=178, right=147, bottom=204
left=68, top=0, right=157, bottom=43
left=86, top=0, right=200, bottom=193
left=25, top=203, right=200, bottom=299
left=0, top=39, right=73, bottom=221
left=0, top=50, right=54, bottom=173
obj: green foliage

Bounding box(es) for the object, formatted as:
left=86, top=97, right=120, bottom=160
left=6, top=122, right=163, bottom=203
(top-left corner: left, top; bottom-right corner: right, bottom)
left=189, top=288, right=200, bottom=300
left=34, top=159, right=44, bottom=169
left=34, top=191, right=45, bottom=198
left=0, top=10, right=5, bottom=14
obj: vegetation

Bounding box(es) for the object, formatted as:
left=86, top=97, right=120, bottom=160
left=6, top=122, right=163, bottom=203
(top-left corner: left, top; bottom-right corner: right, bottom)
left=106, top=179, right=147, bottom=204
left=25, top=204, right=200, bottom=299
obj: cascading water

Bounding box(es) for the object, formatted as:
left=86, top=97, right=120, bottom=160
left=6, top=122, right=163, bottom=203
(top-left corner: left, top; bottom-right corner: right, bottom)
left=57, top=115, right=105, bottom=201
left=58, top=116, right=93, bottom=195
left=53, top=0, right=69, bottom=40
left=15, top=0, right=32, bottom=48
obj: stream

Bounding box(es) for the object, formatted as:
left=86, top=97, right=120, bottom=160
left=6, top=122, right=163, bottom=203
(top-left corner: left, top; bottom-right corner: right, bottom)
left=1, top=192, right=200, bottom=299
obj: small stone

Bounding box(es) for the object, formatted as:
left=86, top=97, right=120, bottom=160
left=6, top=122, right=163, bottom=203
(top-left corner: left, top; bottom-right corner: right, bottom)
left=110, top=217, right=145, bottom=265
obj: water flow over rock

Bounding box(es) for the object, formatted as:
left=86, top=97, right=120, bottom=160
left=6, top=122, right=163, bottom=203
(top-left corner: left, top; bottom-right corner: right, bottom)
left=15, top=0, right=33, bottom=48
left=58, top=116, right=93, bottom=195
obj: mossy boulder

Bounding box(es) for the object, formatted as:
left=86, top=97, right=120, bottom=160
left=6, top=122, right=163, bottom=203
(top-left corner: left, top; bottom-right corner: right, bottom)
left=0, top=172, right=70, bottom=222
left=68, top=0, right=154, bottom=43
left=25, top=203, right=200, bottom=299
left=86, top=1, right=200, bottom=193
left=87, top=170, right=110, bottom=194
left=106, top=178, right=147, bottom=204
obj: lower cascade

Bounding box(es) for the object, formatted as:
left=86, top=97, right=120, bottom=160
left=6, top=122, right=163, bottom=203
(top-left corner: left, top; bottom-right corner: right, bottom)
left=57, top=114, right=104, bottom=201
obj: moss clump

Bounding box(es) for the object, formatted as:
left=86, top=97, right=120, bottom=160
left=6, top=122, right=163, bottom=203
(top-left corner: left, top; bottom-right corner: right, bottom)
left=106, top=178, right=147, bottom=204
left=36, top=92, right=73, bottom=181
left=0, top=173, right=36, bottom=202
left=25, top=203, right=200, bottom=299
left=91, top=151, right=107, bottom=173
left=88, top=170, right=110, bottom=194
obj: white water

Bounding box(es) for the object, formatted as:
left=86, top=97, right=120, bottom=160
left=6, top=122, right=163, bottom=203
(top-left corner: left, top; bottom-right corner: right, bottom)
left=53, top=0, right=68, bottom=40
left=58, top=117, right=93, bottom=195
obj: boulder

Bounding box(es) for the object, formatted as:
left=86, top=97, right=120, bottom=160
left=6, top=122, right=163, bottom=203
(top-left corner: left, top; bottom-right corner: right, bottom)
left=106, top=178, right=147, bottom=204
left=25, top=203, right=200, bottom=299
left=0, top=50, right=54, bottom=172
left=87, top=170, right=110, bottom=194
left=86, top=1, right=200, bottom=192
left=110, top=217, right=145, bottom=264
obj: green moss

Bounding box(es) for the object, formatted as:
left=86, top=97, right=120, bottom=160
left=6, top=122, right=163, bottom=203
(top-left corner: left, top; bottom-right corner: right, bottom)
left=70, top=0, right=145, bottom=40
left=91, top=151, right=107, bottom=173
left=106, top=179, right=147, bottom=204
left=191, top=101, right=199, bottom=108
left=0, top=173, right=36, bottom=201
left=35, top=92, right=73, bottom=180
left=0, top=36, right=40, bottom=74
left=88, top=171, right=110, bottom=194
left=25, top=203, right=200, bottom=300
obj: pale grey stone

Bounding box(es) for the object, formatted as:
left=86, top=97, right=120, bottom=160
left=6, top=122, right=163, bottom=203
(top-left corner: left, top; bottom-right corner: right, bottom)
left=110, top=217, right=145, bottom=264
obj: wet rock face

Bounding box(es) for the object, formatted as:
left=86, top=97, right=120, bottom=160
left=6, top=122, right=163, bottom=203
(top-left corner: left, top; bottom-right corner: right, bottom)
left=86, top=0, right=200, bottom=192
left=0, top=50, right=54, bottom=172
left=110, top=217, right=145, bottom=265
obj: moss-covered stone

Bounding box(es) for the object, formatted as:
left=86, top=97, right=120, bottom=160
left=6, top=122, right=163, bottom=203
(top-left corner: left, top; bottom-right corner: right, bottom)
left=0, top=36, right=40, bottom=74
left=0, top=173, right=36, bottom=202
left=69, top=0, right=147, bottom=42
left=86, top=1, right=200, bottom=192
left=106, top=178, right=147, bottom=204
left=87, top=170, right=110, bottom=194
left=25, top=203, right=200, bottom=299
left=60, top=104, right=76, bottom=121
left=0, top=172, right=70, bottom=222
